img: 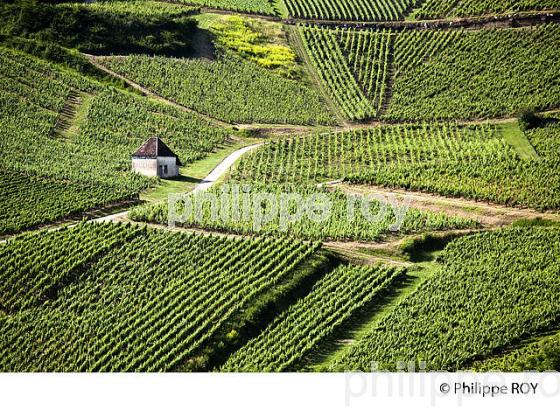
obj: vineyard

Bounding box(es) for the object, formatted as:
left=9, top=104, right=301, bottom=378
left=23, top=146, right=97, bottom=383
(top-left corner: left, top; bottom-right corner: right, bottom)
left=300, top=24, right=560, bottom=121
left=284, top=0, right=416, bottom=21
left=0, top=45, right=229, bottom=233
left=231, top=123, right=560, bottom=209
left=70, top=1, right=200, bottom=18
left=470, top=330, right=560, bottom=372
left=129, top=182, right=476, bottom=241
left=386, top=24, right=560, bottom=121
left=328, top=226, right=560, bottom=371
left=299, top=26, right=379, bottom=120
left=412, top=0, right=560, bottom=19
left=0, top=223, right=320, bottom=371
left=222, top=263, right=405, bottom=371
left=99, top=53, right=335, bottom=125
left=0, top=171, right=135, bottom=236
left=173, top=0, right=276, bottom=15
left=1, top=0, right=560, bottom=380
left=95, top=0, right=560, bottom=20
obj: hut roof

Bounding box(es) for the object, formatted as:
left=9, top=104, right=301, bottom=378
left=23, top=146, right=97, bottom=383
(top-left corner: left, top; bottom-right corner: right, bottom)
left=132, top=137, right=182, bottom=166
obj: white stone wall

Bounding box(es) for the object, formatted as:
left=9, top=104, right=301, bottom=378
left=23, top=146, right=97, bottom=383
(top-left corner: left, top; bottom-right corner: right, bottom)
left=132, top=157, right=179, bottom=178
left=156, top=156, right=179, bottom=178
left=132, top=158, right=158, bottom=177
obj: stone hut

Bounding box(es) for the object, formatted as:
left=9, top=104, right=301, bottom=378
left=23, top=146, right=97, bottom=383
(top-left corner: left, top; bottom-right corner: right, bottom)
left=132, top=137, right=182, bottom=178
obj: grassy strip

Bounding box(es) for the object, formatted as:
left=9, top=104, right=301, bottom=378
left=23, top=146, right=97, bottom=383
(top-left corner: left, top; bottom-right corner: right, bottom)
left=286, top=25, right=346, bottom=125
left=139, top=137, right=258, bottom=203
left=499, top=121, right=540, bottom=161
left=305, top=263, right=434, bottom=371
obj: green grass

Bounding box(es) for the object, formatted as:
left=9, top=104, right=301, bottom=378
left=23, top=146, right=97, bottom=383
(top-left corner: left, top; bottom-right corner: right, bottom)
left=57, top=92, right=94, bottom=140
left=499, top=121, right=540, bottom=160
left=271, top=0, right=290, bottom=18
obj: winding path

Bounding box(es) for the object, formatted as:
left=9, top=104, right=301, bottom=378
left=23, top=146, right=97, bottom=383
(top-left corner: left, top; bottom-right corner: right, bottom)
left=191, top=143, right=263, bottom=194
left=94, top=142, right=263, bottom=223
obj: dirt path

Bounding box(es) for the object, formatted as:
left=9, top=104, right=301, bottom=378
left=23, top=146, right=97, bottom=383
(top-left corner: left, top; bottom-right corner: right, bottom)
left=191, top=143, right=263, bottom=193
left=322, top=243, right=413, bottom=267
left=335, top=183, right=560, bottom=227
left=86, top=54, right=560, bottom=134
left=86, top=54, right=342, bottom=134
left=234, top=123, right=321, bottom=138
left=0, top=144, right=264, bottom=243
left=290, top=10, right=560, bottom=30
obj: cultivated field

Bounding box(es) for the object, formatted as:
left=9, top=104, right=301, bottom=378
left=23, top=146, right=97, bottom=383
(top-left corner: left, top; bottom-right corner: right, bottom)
left=328, top=227, right=560, bottom=371
left=231, top=123, right=560, bottom=209
left=0, top=223, right=319, bottom=371
left=1, top=0, right=559, bottom=375
left=0, top=46, right=229, bottom=234
left=301, top=24, right=560, bottom=121
left=100, top=54, right=334, bottom=125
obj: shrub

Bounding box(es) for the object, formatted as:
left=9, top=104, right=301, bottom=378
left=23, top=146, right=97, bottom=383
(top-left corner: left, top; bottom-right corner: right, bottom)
left=519, top=109, right=543, bottom=131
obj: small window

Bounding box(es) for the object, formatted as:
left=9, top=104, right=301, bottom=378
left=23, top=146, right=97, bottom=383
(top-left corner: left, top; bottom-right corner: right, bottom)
left=164, top=165, right=168, bottom=175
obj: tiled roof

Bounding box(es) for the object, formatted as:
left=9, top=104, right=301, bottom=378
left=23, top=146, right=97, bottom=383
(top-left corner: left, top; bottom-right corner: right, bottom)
left=132, top=137, right=182, bottom=166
